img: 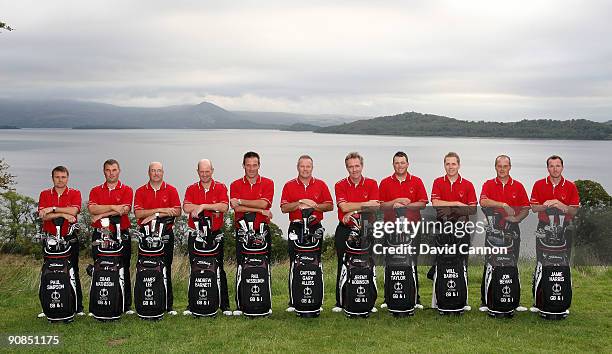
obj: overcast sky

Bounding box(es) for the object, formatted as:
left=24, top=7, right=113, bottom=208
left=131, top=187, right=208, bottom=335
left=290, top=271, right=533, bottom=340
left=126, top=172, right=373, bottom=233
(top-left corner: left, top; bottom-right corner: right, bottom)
left=1, top=0, right=611, bottom=120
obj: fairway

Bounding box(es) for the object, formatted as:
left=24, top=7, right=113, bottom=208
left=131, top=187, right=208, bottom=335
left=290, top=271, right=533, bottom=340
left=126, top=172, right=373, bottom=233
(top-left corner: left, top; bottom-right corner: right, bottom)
left=0, top=254, right=610, bottom=353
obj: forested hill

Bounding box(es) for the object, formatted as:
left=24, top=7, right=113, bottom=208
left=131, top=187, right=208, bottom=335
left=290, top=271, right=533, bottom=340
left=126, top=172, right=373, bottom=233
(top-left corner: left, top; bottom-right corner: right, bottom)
left=315, top=112, right=612, bottom=140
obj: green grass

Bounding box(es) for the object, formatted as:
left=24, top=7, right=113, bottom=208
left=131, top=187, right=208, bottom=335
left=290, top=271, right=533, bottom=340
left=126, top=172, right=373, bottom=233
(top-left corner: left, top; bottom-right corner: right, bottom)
left=0, top=254, right=610, bottom=353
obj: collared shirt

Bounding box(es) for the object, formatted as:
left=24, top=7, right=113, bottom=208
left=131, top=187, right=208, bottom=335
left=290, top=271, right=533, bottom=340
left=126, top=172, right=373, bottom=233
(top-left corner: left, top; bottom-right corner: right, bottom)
left=38, top=187, right=82, bottom=235
left=230, top=175, right=274, bottom=228
left=88, top=180, right=133, bottom=230
left=480, top=176, right=530, bottom=216
left=334, top=176, right=379, bottom=222
left=184, top=180, right=229, bottom=230
left=379, top=173, right=428, bottom=222
left=431, top=174, right=477, bottom=205
left=134, top=181, right=181, bottom=225
left=530, top=176, right=580, bottom=222
left=280, top=176, right=333, bottom=223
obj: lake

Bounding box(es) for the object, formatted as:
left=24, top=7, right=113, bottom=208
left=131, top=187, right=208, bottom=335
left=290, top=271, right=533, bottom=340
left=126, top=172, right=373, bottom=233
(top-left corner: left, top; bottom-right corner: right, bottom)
left=1, top=129, right=610, bottom=258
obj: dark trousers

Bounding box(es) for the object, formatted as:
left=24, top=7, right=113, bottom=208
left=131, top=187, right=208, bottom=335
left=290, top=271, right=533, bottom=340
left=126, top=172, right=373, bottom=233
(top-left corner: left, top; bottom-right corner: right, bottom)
left=189, top=231, right=229, bottom=311
left=334, top=223, right=351, bottom=307
left=92, top=229, right=132, bottom=311
left=162, top=231, right=175, bottom=311
left=69, top=240, right=83, bottom=312
left=235, top=224, right=271, bottom=310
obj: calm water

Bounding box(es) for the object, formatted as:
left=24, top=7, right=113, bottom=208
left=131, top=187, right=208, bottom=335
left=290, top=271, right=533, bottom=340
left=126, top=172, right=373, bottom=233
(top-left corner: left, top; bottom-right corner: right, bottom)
left=1, top=129, right=610, bottom=257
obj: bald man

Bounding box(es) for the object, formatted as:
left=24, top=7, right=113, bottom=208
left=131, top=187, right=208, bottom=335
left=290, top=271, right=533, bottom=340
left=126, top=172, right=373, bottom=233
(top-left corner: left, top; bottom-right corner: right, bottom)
left=133, top=161, right=182, bottom=315
left=183, top=159, right=231, bottom=316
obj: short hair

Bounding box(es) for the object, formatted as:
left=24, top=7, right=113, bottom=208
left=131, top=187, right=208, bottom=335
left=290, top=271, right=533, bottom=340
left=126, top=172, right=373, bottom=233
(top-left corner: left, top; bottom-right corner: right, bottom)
left=495, top=155, right=511, bottom=166
left=243, top=151, right=260, bottom=165
left=103, top=159, right=120, bottom=169
left=393, top=151, right=409, bottom=163
left=51, top=166, right=69, bottom=177
left=297, top=155, right=313, bottom=167
left=345, top=152, right=363, bottom=166
left=444, top=152, right=460, bottom=164
left=546, top=155, right=564, bottom=167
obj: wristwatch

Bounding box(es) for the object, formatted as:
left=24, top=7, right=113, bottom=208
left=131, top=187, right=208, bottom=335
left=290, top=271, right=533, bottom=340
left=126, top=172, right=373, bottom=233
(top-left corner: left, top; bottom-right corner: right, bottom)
left=155, top=212, right=160, bottom=218
left=238, top=199, right=242, bottom=206
left=52, top=206, right=56, bottom=213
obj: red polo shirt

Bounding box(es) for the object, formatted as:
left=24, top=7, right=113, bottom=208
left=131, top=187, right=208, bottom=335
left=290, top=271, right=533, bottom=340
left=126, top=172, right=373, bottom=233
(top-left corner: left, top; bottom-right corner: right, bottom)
left=334, top=176, right=379, bottom=223
left=530, top=176, right=580, bottom=222
left=38, top=187, right=82, bottom=235
left=379, top=173, right=428, bottom=222
left=431, top=174, right=477, bottom=205
left=88, top=180, right=133, bottom=230
left=280, top=177, right=333, bottom=223
left=480, top=176, right=530, bottom=217
left=134, top=181, right=181, bottom=225
left=230, top=175, right=274, bottom=228
left=183, top=180, right=229, bottom=231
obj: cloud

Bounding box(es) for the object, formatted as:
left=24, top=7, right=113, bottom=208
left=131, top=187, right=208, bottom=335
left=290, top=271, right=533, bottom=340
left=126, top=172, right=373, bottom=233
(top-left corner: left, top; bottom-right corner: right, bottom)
left=1, top=0, right=611, bottom=120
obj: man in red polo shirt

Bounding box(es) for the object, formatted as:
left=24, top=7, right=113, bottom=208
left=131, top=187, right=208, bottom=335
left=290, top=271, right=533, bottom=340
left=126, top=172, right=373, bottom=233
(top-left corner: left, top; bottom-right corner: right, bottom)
left=478, top=155, right=530, bottom=312
left=379, top=151, right=428, bottom=310
left=430, top=152, right=476, bottom=311
left=37, top=165, right=84, bottom=317
left=280, top=155, right=333, bottom=312
left=88, top=159, right=134, bottom=314
left=530, top=155, right=580, bottom=224
left=229, top=151, right=274, bottom=316
left=332, top=152, right=379, bottom=313
left=133, top=161, right=181, bottom=315
left=182, top=159, right=231, bottom=316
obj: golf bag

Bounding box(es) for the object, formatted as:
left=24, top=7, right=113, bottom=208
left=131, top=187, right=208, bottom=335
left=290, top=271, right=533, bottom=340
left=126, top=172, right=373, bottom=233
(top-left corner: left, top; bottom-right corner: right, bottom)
left=235, top=212, right=272, bottom=317
left=187, top=214, right=223, bottom=317
left=36, top=217, right=79, bottom=323
left=88, top=216, right=126, bottom=321
left=288, top=208, right=325, bottom=317
left=482, top=208, right=521, bottom=318
left=339, top=210, right=378, bottom=318
left=133, top=216, right=173, bottom=320
left=533, top=208, right=572, bottom=320
left=384, top=208, right=418, bottom=317
left=432, top=215, right=469, bottom=315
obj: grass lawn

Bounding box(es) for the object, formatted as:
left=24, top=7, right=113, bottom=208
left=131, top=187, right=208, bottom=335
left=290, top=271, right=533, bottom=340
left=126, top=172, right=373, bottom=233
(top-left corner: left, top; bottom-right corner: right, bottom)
left=0, top=254, right=610, bottom=353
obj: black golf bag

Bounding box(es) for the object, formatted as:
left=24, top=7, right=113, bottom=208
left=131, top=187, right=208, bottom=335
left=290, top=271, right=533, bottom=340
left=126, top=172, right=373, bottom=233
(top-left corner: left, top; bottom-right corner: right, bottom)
left=88, top=216, right=126, bottom=321
left=533, top=208, right=572, bottom=320
left=384, top=208, right=418, bottom=317
left=133, top=216, right=173, bottom=320
left=481, top=208, right=521, bottom=318
left=288, top=208, right=325, bottom=317
left=36, top=217, right=79, bottom=323
left=187, top=214, right=223, bottom=317
left=339, top=210, right=378, bottom=318
left=235, top=212, right=272, bottom=317
left=431, top=215, right=469, bottom=315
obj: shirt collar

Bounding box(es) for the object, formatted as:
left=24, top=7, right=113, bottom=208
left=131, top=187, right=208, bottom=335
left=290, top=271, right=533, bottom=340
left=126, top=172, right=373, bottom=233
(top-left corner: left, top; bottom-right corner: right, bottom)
left=444, top=174, right=463, bottom=184
left=391, top=173, right=412, bottom=182
left=546, top=175, right=566, bottom=187
left=346, top=176, right=365, bottom=187
left=198, top=179, right=216, bottom=190
left=146, top=181, right=167, bottom=191
left=296, top=176, right=316, bottom=187
left=102, top=180, right=123, bottom=190
left=243, top=175, right=262, bottom=185
left=51, top=186, right=70, bottom=196
left=494, top=176, right=514, bottom=186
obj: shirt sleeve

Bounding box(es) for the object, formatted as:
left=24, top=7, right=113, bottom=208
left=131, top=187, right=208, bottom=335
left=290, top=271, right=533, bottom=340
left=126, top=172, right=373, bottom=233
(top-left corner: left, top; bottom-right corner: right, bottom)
left=320, top=182, right=333, bottom=204
left=335, top=181, right=347, bottom=205
left=479, top=181, right=491, bottom=202
left=517, top=184, right=530, bottom=207
left=368, top=179, right=379, bottom=201
left=71, top=190, right=82, bottom=212
left=88, top=187, right=98, bottom=206
left=218, top=183, right=229, bottom=204
left=466, top=182, right=478, bottom=205
left=431, top=179, right=441, bottom=201
left=169, top=186, right=181, bottom=208
left=260, top=179, right=274, bottom=208
left=121, top=186, right=134, bottom=208
left=378, top=179, right=389, bottom=202
left=229, top=180, right=239, bottom=200
left=568, top=183, right=580, bottom=207
left=280, top=182, right=291, bottom=206
left=38, top=191, right=48, bottom=210
left=530, top=182, right=541, bottom=205
left=415, top=178, right=429, bottom=203
left=133, top=188, right=144, bottom=210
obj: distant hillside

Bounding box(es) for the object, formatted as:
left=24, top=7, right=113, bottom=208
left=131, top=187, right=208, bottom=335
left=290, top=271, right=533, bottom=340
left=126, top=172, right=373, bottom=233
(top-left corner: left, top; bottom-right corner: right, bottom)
left=280, top=122, right=322, bottom=131
left=232, top=111, right=359, bottom=127
left=316, top=112, right=612, bottom=140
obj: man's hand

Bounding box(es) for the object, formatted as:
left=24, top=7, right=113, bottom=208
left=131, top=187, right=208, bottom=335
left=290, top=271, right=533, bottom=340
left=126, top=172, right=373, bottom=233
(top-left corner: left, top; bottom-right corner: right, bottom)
left=362, top=200, right=380, bottom=207
left=299, top=199, right=317, bottom=208
left=505, top=215, right=519, bottom=223
left=141, top=215, right=156, bottom=225
left=91, top=214, right=103, bottom=223
left=502, top=203, right=516, bottom=216
left=164, top=208, right=179, bottom=216
left=229, top=198, right=240, bottom=208
left=190, top=206, right=204, bottom=219
left=260, top=209, right=273, bottom=219
left=342, top=213, right=354, bottom=225
left=38, top=207, right=53, bottom=218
